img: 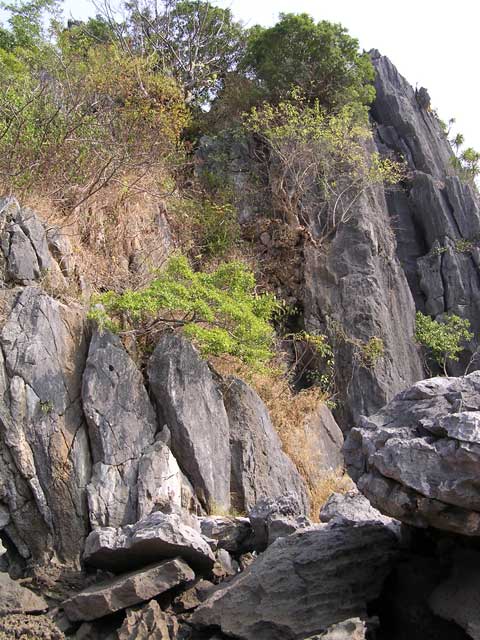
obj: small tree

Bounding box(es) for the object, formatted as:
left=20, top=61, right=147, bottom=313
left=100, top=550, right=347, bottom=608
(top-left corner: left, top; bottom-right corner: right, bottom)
left=89, top=255, right=280, bottom=366
left=415, top=311, right=473, bottom=375
left=243, top=13, right=375, bottom=112
left=244, top=91, right=403, bottom=242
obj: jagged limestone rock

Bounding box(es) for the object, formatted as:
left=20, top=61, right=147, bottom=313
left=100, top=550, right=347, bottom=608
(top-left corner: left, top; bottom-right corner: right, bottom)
left=371, top=51, right=480, bottom=374
left=148, top=335, right=231, bottom=512
left=224, top=377, right=309, bottom=513
left=345, top=372, right=480, bottom=535
left=84, top=511, right=215, bottom=573
left=198, top=516, right=253, bottom=554
left=0, top=286, right=91, bottom=570
left=0, top=614, right=65, bottom=640
left=320, top=489, right=398, bottom=528
left=191, top=523, right=397, bottom=640
left=83, top=329, right=184, bottom=528
left=63, top=558, right=194, bottom=622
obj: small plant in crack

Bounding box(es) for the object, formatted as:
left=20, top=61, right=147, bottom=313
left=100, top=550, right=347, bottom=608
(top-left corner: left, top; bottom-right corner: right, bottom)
left=40, top=400, right=54, bottom=415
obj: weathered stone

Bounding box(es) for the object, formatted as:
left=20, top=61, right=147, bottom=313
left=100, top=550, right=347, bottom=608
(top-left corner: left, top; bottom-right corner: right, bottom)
left=0, top=614, right=65, bottom=639
left=371, top=51, right=480, bottom=375
left=63, top=558, right=194, bottom=622
left=148, top=335, right=231, bottom=511
left=303, top=404, right=344, bottom=473
left=320, top=489, right=398, bottom=527
left=248, top=494, right=311, bottom=550
left=172, top=579, right=216, bottom=613
left=303, top=143, right=424, bottom=426
left=0, top=572, right=47, bottom=614
left=83, top=329, right=159, bottom=528
left=0, top=287, right=91, bottom=569
left=198, top=516, right=252, bottom=554
left=345, top=372, right=480, bottom=536
left=224, top=377, right=309, bottom=513
left=212, top=548, right=238, bottom=582
left=84, top=511, right=215, bottom=573
left=315, top=618, right=367, bottom=639
left=192, top=523, right=397, bottom=640
left=117, top=600, right=178, bottom=640
left=429, top=549, right=480, bottom=639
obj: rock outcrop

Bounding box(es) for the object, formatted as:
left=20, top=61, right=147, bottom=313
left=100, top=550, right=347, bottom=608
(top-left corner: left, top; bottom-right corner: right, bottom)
left=0, top=286, right=90, bottom=571
left=148, top=335, right=231, bottom=512
left=224, top=377, right=309, bottom=512
left=371, top=51, right=480, bottom=374
left=63, top=557, right=194, bottom=622
left=345, top=372, right=480, bottom=536
left=192, top=522, right=397, bottom=640
left=84, top=511, right=215, bottom=573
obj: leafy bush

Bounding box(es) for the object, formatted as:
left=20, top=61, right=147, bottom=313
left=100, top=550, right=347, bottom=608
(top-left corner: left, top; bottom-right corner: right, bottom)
left=415, top=311, right=473, bottom=373
left=243, top=13, right=375, bottom=111
left=244, top=92, right=403, bottom=240
left=89, top=256, right=279, bottom=365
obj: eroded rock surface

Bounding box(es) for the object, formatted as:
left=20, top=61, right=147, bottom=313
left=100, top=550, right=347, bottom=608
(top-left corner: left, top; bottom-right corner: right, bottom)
left=224, top=377, right=309, bottom=513
left=345, top=372, right=480, bottom=535
left=84, top=511, right=215, bottom=573
left=192, top=523, right=397, bottom=640
left=148, top=335, right=231, bottom=512
left=0, top=572, right=47, bottom=615
left=63, top=558, right=194, bottom=621
left=0, top=286, right=90, bottom=570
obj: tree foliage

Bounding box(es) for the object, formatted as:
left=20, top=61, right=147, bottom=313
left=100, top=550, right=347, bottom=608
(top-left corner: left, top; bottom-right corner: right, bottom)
left=244, top=91, right=403, bottom=240
left=415, top=311, right=473, bottom=374
left=243, top=13, right=375, bottom=111
left=89, top=256, right=280, bottom=365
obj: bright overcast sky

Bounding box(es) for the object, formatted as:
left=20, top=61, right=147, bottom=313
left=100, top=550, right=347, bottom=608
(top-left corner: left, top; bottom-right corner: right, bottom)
left=56, top=0, right=480, bottom=151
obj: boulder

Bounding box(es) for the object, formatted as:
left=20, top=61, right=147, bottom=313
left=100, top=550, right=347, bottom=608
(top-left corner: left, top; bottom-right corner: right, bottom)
left=248, top=494, right=312, bottom=551
left=320, top=489, right=398, bottom=527
left=148, top=335, right=231, bottom=511
left=0, top=286, right=91, bottom=569
left=172, top=579, right=216, bottom=613
left=63, top=558, right=194, bottom=622
left=198, top=516, right=253, bottom=554
left=345, top=372, right=480, bottom=536
left=117, top=600, right=178, bottom=640
left=224, top=377, right=309, bottom=512
left=191, top=522, right=398, bottom=640
left=314, top=618, right=367, bottom=639
left=429, top=549, right=480, bottom=639
left=84, top=511, right=215, bottom=573
left=0, top=573, right=47, bottom=615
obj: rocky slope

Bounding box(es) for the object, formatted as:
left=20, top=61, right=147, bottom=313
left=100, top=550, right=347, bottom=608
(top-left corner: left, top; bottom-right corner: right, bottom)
left=0, top=50, right=480, bottom=640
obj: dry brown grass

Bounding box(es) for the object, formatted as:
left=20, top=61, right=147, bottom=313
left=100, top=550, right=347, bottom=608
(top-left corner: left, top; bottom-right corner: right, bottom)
left=211, top=355, right=352, bottom=520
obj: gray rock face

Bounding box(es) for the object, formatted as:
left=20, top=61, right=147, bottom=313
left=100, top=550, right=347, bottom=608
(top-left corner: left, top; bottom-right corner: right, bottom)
left=429, top=549, right=480, bottom=640
left=0, top=286, right=91, bottom=569
left=224, top=377, right=309, bottom=513
left=83, top=329, right=183, bottom=528
left=303, top=404, right=344, bottom=472
left=371, top=51, right=480, bottom=374
left=320, top=490, right=397, bottom=527
left=248, top=494, right=310, bottom=550
left=345, top=372, right=480, bottom=536
left=303, top=148, right=424, bottom=425
left=148, top=335, right=231, bottom=512
left=199, top=516, right=253, bottom=554
left=191, top=523, right=397, bottom=640
left=84, top=511, right=215, bottom=573
left=63, top=558, right=194, bottom=622
left=0, top=573, right=47, bottom=615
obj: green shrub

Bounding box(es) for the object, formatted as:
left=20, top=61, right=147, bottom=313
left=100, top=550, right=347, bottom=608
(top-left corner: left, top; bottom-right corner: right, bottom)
left=89, top=256, right=280, bottom=366
left=415, top=311, right=473, bottom=374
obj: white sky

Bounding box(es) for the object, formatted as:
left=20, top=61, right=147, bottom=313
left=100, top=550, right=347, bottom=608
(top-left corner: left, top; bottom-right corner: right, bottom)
left=37, top=0, right=480, bottom=151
